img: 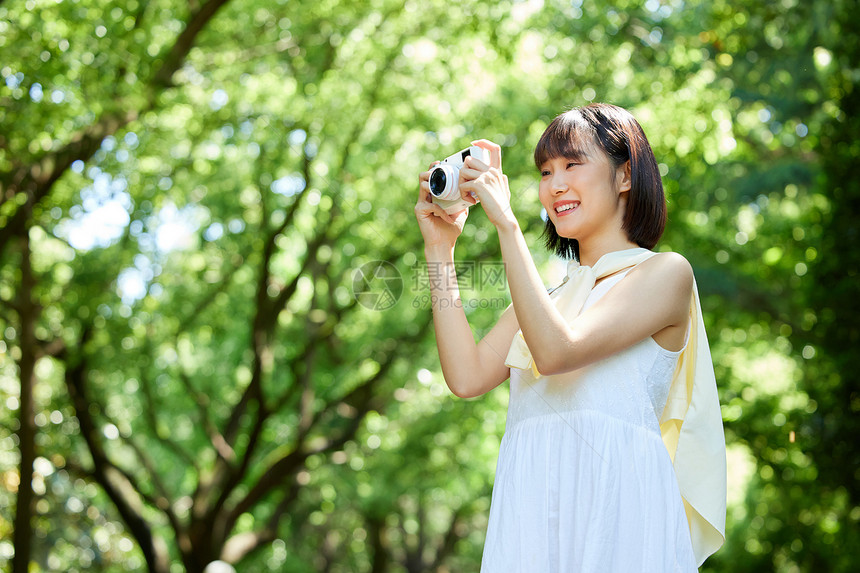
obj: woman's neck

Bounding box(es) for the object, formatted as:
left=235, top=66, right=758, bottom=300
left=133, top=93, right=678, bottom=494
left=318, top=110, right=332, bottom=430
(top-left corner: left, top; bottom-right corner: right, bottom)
left=578, top=236, right=641, bottom=267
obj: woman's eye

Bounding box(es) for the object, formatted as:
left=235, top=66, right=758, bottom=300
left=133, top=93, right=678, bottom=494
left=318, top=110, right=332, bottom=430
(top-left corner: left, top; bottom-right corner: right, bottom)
left=566, top=162, right=579, bottom=169
left=540, top=170, right=551, bottom=177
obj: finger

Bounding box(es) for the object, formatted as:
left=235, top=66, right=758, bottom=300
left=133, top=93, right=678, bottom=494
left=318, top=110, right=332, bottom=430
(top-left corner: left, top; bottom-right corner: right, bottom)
left=464, top=154, right=489, bottom=172
left=419, top=161, right=440, bottom=178
left=416, top=200, right=452, bottom=224
left=471, top=139, right=502, bottom=170
left=415, top=199, right=435, bottom=216
left=458, top=180, right=479, bottom=204
left=461, top=194, right=478, bottom=206
left=418, top=179, right=432, bottom=203
left=417, top=197, right=453, bottom=222
left=432, top=203, right=459, bottom=224
left=437, top=210, right=455, bottom=225
left=418, top=161, right=441, bottom=200
left=458, top=163, right=485, bottom=182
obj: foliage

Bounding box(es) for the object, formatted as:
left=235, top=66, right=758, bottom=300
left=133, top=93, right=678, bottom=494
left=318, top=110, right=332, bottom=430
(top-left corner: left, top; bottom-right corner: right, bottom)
left=0, top=0, right=857, bottom=571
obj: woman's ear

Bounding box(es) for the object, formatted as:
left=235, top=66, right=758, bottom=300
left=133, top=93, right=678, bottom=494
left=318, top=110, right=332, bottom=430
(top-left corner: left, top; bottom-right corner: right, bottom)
left=616, top=160, right=632, bottom=194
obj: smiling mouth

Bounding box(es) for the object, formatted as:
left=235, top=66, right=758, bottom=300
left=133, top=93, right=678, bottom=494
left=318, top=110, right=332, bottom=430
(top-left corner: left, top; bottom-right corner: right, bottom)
left=554, top=201, right=579, bottom=216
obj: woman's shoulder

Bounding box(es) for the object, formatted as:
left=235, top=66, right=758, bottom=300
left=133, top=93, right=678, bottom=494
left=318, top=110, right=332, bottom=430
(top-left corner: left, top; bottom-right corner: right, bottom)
left=645, top=251, right=693, bottom=274
left=629, top=251, right=694, bottom=294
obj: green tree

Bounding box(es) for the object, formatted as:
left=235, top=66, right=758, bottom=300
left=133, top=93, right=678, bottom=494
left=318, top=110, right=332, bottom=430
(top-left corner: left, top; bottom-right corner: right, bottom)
left=0, top=0, right=520, bottom=570
left=1, top=0, right=858, bottom=571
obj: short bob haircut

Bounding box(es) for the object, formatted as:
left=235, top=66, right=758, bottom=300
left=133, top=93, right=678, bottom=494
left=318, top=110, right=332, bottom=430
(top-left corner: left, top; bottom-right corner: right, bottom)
left=534, top=103, right=666, bottom=261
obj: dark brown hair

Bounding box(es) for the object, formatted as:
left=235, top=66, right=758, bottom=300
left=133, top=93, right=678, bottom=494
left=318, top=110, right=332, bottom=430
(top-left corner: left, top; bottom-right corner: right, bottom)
left=534, top=103, right=666, bottom=260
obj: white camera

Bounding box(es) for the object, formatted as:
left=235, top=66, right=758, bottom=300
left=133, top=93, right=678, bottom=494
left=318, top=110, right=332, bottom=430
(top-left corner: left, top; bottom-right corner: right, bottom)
left=428, top=145, right=491, bottom=214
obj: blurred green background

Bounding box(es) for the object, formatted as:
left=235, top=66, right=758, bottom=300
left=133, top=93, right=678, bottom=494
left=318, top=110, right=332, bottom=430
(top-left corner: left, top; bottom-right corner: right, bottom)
left=1, top=0, right=858, bottom=571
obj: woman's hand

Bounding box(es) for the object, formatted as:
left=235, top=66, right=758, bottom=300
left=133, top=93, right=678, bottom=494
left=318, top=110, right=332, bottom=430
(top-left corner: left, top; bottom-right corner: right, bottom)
left=415, top=162, right=469, bottom=251
left=458, top=140, right=516, bottom=230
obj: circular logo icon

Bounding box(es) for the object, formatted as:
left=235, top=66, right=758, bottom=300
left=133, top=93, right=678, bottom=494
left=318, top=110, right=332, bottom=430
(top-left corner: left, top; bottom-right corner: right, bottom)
left=352, top=261, right=403, bottom=311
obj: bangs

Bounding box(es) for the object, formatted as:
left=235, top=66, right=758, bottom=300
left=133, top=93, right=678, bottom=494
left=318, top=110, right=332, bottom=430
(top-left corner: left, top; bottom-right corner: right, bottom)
left=533, top=110, right=596, bottom=169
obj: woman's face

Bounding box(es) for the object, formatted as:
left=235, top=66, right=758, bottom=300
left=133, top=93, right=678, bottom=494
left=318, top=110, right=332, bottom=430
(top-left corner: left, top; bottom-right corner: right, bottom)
left=538, top=144, right=629, bottom=245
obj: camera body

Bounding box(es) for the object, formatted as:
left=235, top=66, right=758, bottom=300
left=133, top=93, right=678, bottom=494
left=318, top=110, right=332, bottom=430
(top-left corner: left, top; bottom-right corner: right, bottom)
left=429, top=145, right=491, bottom=214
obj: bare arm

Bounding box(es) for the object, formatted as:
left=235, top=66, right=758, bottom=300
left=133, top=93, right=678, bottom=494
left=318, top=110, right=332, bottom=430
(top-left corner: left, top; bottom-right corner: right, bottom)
left=496, top=220, right=693, bottom=375
left=423, top=244, right=519, bottom=398
left=415, top=156, right=518, bottom=399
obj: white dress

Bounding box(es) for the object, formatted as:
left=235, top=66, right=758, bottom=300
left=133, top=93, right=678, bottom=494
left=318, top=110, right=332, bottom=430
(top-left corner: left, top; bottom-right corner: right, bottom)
left=481, top=271, right=697, bottom=572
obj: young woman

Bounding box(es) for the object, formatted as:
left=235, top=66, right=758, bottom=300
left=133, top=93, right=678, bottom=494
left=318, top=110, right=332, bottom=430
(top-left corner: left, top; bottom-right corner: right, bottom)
left=414, top=104, right=726, bottom=571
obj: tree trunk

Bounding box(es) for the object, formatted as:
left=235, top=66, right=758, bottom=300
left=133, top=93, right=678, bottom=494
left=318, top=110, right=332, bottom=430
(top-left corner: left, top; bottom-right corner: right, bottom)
left=12, top=233, right=37, bottom=573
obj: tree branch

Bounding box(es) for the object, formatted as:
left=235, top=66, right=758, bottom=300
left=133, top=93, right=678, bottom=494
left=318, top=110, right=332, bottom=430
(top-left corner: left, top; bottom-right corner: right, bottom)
left=138, top=337, right=201, bottom=474
left=152, top=0, right=233, bottom=88
left=428, top=502, right=472, bottom=570
left=1, top=0, right=235, bottom=259
left=179, top=371, right=236, bottom=464
left=173, top=243, right=254, bottom=336
left=220, top=312, right=431, bottom=541
left=218, top=479, right=301, bottom=564
left=213, top=180, right=331, bottom=477
left=64, top=328, right=171, bottom=573
left=0, top=111, right=138, bottom=256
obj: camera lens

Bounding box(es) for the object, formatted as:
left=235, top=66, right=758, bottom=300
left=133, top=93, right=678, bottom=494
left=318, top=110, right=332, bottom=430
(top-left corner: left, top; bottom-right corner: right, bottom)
left=429, top=169, right=447, bottom=196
